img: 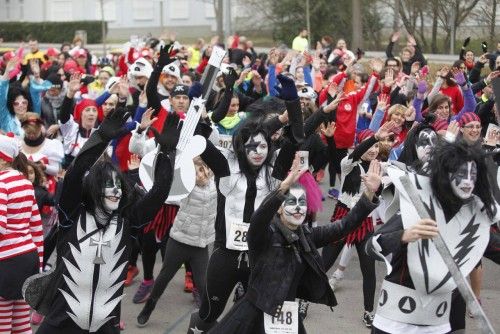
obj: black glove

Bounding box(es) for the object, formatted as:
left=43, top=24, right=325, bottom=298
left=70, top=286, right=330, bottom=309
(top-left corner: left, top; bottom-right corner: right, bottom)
left=156, top=44, right=175, bottom=70
left=276, top=74, right=298, bottom=101
left=481, top=41, right=488, bottom=54
left=462, top=37, right=471, bottom=48
left=149, top=112, right=182, bottom=153
left=223, top=68, right=238, bottom=91
left=97, top=107, right=130, bottom=141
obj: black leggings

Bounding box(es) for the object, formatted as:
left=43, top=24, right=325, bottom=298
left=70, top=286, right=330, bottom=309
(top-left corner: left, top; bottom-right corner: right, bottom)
left=198, top=247, right=250, bottom=323
left=140, top=229, right=167, bottom=280
left=149, top=238, right=208, bottom=301
left=328, top=148, right=347, bottom=187
left=321, top=237, right=376, bottom=312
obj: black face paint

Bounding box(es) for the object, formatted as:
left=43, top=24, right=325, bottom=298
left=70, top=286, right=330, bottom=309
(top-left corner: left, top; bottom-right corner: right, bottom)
left=244, top=135, right=261, bottom=156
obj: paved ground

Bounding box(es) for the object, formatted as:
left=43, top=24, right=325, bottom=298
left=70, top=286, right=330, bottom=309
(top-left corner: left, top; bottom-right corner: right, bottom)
left=116, top=179, right=500, bottom=334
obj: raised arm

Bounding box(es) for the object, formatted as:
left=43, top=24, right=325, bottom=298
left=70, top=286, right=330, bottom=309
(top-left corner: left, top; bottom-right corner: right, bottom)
left=210, top=69, right=237, bottom=123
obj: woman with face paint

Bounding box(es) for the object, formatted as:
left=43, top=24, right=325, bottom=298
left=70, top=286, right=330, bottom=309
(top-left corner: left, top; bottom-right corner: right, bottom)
left=33, top=108, right=181, bottom=334
left=321, top=120, right=396, bottom=328
left=366, top=141, right=498, bottom=334
left=208, top=154, right=381, bottom=334
left=187, top=74, right=304, bottom=333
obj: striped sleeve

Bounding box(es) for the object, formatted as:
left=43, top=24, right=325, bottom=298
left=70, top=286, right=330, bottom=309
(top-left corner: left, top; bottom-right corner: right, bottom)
left=28, top=197, right=44, bottom=270
left=0, top=181, right=7, bottom=234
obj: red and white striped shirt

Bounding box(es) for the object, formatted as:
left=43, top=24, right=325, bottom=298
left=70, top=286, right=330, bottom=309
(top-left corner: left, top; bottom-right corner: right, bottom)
left=0, top=169, right=43, bottom=268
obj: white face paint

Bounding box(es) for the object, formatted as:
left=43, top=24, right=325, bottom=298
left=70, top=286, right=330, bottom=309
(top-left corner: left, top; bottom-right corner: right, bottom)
left=450, top=161, right=477, bottom=200
left=415, top=129, right=437, bottom=162
left=103, top=171, right=122, bottom=212
left=282, top=187, right=307, bottom=226
left=245, top=133, right=269, bottom=167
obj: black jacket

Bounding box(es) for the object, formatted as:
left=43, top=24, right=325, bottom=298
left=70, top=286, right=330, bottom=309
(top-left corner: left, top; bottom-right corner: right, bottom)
left=245, top=189, right=379, bottom=315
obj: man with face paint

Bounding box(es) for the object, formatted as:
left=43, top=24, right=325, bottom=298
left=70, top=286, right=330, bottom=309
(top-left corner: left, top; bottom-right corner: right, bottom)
left=207, top=154, right=382, bottom=334
left=33, top=108, right=181, bottom=334
left=366, top=141, right=499, bottom=334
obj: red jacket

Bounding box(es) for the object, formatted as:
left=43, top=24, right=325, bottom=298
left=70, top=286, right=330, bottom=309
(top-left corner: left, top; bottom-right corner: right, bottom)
left=320, top=72, right=380, bottom=149
left=440, top=85, right=464, bottom=115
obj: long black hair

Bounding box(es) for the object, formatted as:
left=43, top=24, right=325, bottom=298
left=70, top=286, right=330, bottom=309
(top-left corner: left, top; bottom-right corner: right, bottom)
left=81, top=160, right=130, bottom=216
left=398, top=113, right=436, bottom=172
left=232, top=117, right=274, bottom=188
left=428, top=140, right=497, bottom=220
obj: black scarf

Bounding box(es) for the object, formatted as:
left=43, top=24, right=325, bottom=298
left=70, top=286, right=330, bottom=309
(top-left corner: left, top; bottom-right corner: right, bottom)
left=24, top=135, right=45, bottom=147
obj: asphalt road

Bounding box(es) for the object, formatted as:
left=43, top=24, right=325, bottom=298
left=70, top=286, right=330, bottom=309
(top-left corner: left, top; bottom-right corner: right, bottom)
left=117, top=179, right=500, bottom=334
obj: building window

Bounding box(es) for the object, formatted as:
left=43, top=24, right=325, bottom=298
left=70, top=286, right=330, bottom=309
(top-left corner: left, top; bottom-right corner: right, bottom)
left=169, top=0, right=189, bottom=20
left=95, top=0, right=116, bottom=21
left=132, top=0, right=153, bottom=21
left=50, top=0, right=73, bottom=21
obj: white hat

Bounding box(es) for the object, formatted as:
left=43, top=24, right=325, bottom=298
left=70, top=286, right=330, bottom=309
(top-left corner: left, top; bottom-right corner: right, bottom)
left=128, top=57, right=153, bottom=79
left=0, top=134, right=20, bottom=163
left=105, top=76, right=120, bottom=92
left=298, top=86, right=317, bottom=100
left=161, top=63, right=181, bottom=80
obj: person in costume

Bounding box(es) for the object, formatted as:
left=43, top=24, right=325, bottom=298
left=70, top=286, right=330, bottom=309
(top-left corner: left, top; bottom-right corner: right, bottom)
left=33, top=108, right=181, bottom=334
left=208, top=154, right=382, bottom=334
left=186, top=74, right=302, bottom=333
left=0, top=134, right=43, bottom=334
left=320, top=120, right=396, bottom=327
left=366, top=140, right=498, bottom=334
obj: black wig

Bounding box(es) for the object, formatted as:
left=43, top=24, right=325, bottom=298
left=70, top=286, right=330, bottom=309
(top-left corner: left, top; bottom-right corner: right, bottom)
left=81, top=160, right=130, bottom=216
left=232, top=117, right=274, bottom=186
left=428, top=140, right=497, bottom=220
left=398, top=113, right=436, bottom=171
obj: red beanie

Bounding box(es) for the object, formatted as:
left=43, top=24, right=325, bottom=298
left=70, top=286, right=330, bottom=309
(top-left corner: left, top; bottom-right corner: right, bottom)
left=73, top=99, right=99, bottom=123
left=432, top=119, right=448, bottom=132
left=459, top=112, right=480, bottom=127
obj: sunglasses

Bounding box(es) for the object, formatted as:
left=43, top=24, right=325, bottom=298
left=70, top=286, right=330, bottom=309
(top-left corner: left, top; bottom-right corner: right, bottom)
left=13, top=100, right=28, bottom=107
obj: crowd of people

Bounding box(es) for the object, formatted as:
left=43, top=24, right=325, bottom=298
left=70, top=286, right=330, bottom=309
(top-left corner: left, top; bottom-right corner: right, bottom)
left=0, top=28, right=499, bottom=334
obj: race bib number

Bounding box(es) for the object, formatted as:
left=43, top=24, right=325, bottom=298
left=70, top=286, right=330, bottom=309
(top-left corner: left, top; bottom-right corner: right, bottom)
left=226, top=220, right=249, bottom=251
left=218, top=134, right=233, bottom=150
left=264, top=301, right=298, bottom=334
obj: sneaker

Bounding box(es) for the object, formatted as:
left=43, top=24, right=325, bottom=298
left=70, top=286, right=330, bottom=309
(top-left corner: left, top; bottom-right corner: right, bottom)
left=468, top=298, right=482, bottom=318
left=30, top=311, right=44, bottom=325
left=125, top=265, right=139, bottom=287
left=327, top=188, right=339, bottom=199
left=184, top=272, right=194, bottom=293
left=363, top=311, right=374, bottom=328
left=133, top=280, right=154, bottom=304
left=328, top=270, right=344, bottom=291
left=192, top=288, right=201, bottom=308
left=298, top=299, right=309, bottom=321
left=136, top=299, right=157, bottom=327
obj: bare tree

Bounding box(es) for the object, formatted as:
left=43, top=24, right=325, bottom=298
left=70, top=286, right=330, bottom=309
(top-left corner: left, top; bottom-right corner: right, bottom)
left=472, top=0, right=497, bottom=46
left=437, top=0, right=481, bottom=52
left=352, top=0, right=363, bottom=49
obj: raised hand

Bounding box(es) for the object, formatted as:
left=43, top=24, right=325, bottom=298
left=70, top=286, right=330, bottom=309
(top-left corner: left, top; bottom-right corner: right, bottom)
left=324, top=92, right=345, bottom=113
left=451, top=67, right=466, bottom=86
left=362, top=159, right=382, bottom=198
left=118, top=76, right=130, bottom=99
left=127, top=154, right=141, bottom=170
left=377, top=94, right=390, bottom=112
left=320, top=121, right=336, bottom=137
left=384, top=68, right=395, bottom=87
left=2, top=57, right=19, bottom=78
left=279, top=152, right=308, bottom=193
left=223, top=67, right=239, bottom=89
left=375, top=120, right=396, bottom=140
left=67, top=73, right=82, bottom=98
left=391, top=31, right=401, bottom=43
left=276, top=74, right=298, bottom=101
left=150, top=113, right=182, bottom=153
left=139, top=108, right=158, bottom=130
left=98, top=107, right=130, bottom=141
left=462, top=37, right=471, bottom=48
left=401, top=219, right=438, bottom=243
left=156, top=44, right=174, bottom=70
left=405, top=105, right=416, bottom=121
left=444, top=120, right=459, bottom=143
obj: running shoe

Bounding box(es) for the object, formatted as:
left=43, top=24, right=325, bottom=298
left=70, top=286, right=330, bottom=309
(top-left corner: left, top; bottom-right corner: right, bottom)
left=124, top=265, right=139, bottom=287
left=298, top=299, right=309, bottom=321
left=328, top=270, right=344, bottom=291
left=136, top=299, right=157, bottom=327
left=184, top=271, right=194, bottom=293
left=133, top=280, right=154, bottom=304
left=327, top=188, right=339, bottom=199
left=363, top=311, right=374, bottom=328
